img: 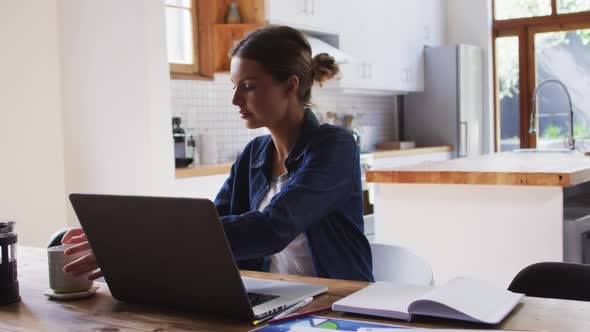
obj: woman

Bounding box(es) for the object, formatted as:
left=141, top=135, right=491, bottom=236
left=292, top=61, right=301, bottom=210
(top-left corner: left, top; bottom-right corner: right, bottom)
left=63, top=25, right=374, bottom=282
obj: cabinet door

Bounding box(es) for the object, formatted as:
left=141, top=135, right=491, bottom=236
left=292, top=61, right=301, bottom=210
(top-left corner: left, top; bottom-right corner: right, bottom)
left=385, top=0, right=425, bottom=92
left=370, top=0, right=406, bottom=91
left=265, top=0, right=309, bottom=28
left=338, top=2, right=371, bottom=89
left=423, top=0, right=445, bottom=47
left=266, top=0, right=340, bottom=32
left=305, top=0, right=340, bottom=33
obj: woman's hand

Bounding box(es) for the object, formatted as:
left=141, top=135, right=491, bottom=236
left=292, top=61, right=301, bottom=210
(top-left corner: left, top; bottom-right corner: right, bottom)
left=61, top=228, right=104, bottom=280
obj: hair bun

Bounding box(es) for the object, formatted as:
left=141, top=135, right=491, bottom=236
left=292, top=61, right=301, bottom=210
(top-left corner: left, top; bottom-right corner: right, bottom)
left=311, top=53, right=340, bottom=86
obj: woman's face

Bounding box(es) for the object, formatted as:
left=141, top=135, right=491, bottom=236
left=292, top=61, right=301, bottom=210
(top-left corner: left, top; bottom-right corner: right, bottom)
left=230, top=56, right=291, bottom=129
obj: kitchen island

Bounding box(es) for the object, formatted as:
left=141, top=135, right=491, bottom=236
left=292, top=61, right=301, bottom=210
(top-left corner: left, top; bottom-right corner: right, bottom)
left=366, top=151, right=590, bottom=287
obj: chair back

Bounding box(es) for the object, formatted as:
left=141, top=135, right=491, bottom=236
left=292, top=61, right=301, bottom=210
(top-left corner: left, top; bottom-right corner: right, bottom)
left=508, top=262, right=590, bottom=302
left=370, top=242, right=434, bottom=286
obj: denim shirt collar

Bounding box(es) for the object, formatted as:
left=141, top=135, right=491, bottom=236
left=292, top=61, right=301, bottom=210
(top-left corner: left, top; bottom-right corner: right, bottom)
left=251, top=109, right=320, bottom=170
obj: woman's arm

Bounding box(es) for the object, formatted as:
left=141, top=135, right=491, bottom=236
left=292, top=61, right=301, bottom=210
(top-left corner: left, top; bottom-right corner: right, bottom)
left=213, top=160, right=238, bottom=217
left=221, top=130, right=358, bottom=260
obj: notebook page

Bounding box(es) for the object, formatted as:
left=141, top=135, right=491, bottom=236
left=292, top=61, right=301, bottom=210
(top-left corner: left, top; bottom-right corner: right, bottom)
left=332, top=282, right=432, bottom=321
left=408, top=277, right=523, bottom=324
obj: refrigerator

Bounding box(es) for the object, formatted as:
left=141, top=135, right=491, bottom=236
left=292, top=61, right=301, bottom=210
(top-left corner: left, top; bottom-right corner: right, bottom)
left=404, top=45, right=483, bottom=158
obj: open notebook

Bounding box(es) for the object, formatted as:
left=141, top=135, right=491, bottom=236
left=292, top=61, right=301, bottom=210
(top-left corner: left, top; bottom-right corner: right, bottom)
left=332, top=277, right=524, bottom=324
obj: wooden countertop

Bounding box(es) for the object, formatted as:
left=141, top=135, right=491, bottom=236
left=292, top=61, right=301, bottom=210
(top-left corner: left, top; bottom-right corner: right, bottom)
left=175, top=146, right=452, bottom=179
left=361, top=146, right=452, bottom=159
left=366, top=151, right=590, bottom=187
left=6, top=246, right=590, bottom=331
left=175, top=161, right=233, bottom=178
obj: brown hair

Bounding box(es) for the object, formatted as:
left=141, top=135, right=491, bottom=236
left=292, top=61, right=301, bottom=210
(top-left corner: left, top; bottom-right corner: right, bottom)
left=231, top=25, right=339, bottom=107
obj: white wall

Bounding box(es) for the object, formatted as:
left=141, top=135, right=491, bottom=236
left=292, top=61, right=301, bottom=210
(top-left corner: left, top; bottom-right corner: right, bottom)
left=446, top=0, right=494, bottom=153
left=0, top=1, right=69, bottom=246
left=58, top=0, right=225, bottom=225
left=141, top=1, right=230, bottom=200
left=59, top=0, right=155, bottom=199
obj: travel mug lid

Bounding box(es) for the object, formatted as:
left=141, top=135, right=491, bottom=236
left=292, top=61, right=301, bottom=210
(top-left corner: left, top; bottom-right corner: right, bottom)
left=0, top=221, right=15, bottom=238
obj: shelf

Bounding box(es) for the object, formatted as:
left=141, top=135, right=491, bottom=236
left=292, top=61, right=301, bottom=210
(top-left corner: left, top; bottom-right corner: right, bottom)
left=212, top=0, right=265, bottom=25
left=175, top=162, right=233, bottom=178
left=212, top=23, right=262, bottom=72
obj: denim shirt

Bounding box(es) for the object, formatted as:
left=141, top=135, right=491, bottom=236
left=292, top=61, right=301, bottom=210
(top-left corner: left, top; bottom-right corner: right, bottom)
left=214, top=110, right=374, bottom=282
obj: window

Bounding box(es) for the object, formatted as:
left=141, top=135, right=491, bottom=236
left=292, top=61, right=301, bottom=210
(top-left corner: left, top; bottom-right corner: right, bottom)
left=557, top=0, right=590, bottom=14
left=494, top=0, right=552, bottom=20
left=493, top=0, right=590, bottom=151
left=165, top=0, right=199, bottom=75
left=495, top=36, right=521, bottom=151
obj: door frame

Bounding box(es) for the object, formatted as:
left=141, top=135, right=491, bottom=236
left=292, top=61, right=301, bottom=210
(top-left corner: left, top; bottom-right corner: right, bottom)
left=492, top=0, right=590, bottom=150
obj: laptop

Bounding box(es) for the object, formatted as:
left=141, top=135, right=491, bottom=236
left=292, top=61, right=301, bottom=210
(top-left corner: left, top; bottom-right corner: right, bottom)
left=68, top=193, right=327, bottom=321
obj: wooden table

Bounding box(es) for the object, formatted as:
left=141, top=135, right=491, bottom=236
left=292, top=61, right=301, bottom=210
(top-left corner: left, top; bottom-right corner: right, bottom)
left=2, top=247, right=590, bottom=331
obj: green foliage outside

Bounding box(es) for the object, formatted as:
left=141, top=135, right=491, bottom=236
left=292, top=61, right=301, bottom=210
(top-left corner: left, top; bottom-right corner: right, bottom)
left=541, top=122, right=590, bottom=138
left=541, top=124, right=564, bottom=139
left=495, top=0, right=590, bottom=99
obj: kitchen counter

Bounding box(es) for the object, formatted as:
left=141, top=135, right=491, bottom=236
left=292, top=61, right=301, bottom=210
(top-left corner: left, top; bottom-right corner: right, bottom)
left=366, top=151, right=590, bottom=187
left=368, top=151, right=590, bottom=286
left=175, top=162, right=233, bottom=178
left=361, top=146, right=452, bottom=159
left=175, top=146, right=452, bottom=179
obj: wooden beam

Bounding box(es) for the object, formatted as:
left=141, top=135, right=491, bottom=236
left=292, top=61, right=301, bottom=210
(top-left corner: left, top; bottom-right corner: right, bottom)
left=493, top=11, right=590, bottom=30
left=197, top=0, right=216, bottom=77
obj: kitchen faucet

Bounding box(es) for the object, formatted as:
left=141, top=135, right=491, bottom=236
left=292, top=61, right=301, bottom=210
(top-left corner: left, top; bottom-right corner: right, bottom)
left=529, top=79, right=575, bottom=150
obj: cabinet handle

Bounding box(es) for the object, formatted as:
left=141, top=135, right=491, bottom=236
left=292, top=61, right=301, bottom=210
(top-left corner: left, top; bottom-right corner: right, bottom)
left=310, top=0, right=315, bottom=15
left=304, top=0, right=310, bottom=15
left=299, top=0, right=306, bottom=14
left=459, top=121, right=468, bottom=157
left=368, top=64, right=372, bottom=79
left=402, top=69, right=409, bottom=82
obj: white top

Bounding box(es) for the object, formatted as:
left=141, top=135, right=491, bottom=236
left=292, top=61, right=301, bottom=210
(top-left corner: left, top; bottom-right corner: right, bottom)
left=257, top=173, right=316, bottom=277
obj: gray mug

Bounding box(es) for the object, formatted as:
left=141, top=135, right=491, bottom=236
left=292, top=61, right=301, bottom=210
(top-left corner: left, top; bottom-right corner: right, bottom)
left=48, top=244, right=93, bottom=293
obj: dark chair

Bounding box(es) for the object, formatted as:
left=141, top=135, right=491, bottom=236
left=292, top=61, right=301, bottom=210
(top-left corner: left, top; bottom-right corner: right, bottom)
left=508, top=262, right=590, bottom=302
left=47, top=228, right=69, bottom=248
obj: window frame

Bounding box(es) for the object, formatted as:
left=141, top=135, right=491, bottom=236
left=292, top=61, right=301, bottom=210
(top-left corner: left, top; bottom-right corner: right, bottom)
left=165, top=0, right=203, bottom=78
left=492, top=0, right=590, bottom=150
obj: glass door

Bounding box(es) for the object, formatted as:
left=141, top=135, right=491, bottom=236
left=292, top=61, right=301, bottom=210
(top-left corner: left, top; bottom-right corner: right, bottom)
left=493, top=0, right=590, bottom=151
left=495, top=36, right=521, bottom=151
left=532, top=27, right=590, bottom=149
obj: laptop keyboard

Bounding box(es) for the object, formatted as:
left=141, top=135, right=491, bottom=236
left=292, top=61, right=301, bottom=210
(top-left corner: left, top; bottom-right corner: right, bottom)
left=247, top=292, right=279, bottom=306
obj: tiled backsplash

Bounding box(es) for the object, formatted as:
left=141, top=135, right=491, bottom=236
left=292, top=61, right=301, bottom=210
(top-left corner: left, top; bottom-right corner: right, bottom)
left=171, top=74, right=399, bottom=163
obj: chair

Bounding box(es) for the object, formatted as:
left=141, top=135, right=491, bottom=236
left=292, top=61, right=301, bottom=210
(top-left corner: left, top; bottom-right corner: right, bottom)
left=370, top=243, right=434, bottom=285
left=508, top=262, right=590, bottom=302
left=47, top=228, right=69, bottom=248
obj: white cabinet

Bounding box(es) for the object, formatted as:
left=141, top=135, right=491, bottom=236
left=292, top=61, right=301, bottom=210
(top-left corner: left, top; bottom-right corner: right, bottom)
left=338, top=2, right=371, bottom=89
left=267, top=0, right=445, bottom=92
left=340, top=0, right=430, bottom=92
left=382, top=0, right=425, bottom=92
left=265, top=0, right=307, bottom=28
left=265, top=0, right=340, bottom=33
left=423, top=0, right=446, bottom=47
left=339, top=0, right=400, bottom=91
